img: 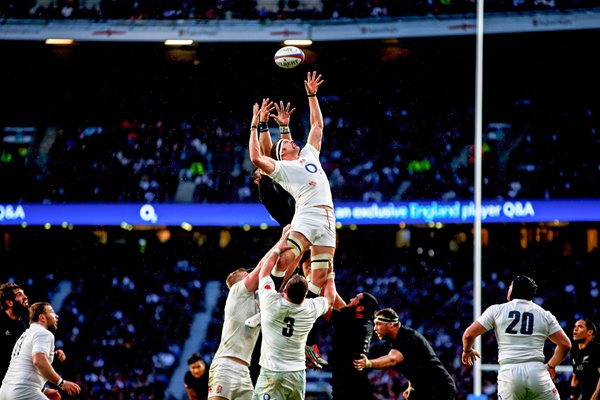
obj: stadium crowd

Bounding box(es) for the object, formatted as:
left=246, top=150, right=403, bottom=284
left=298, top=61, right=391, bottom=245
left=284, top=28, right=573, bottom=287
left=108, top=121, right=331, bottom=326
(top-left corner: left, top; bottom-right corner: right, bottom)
left=1, top=92, right=598, bottom=204
left=2, top=223, right=598, bottom=399
left=1, top=6, right=598, bottom=399
left=0, top=0, right=596, bottom=21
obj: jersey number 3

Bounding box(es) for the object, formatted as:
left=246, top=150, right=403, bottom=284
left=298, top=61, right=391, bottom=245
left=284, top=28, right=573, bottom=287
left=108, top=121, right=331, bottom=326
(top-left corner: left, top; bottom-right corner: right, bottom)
left=282, top=317, right=295, bottom=337
left=505, top=310, right=534, bottom=335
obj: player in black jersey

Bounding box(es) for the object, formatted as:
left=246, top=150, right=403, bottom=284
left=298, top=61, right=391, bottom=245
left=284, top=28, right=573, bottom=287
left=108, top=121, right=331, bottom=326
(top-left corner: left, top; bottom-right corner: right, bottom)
left=327, top=292, right=378, bottom=399
left=354, top=308, right=456, bottom=400
left=570, top=319, right=600, bottom=400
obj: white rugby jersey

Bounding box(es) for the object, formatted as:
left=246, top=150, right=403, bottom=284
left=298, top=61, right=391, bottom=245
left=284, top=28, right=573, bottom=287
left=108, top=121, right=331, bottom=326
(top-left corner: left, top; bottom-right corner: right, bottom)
left=269, top=144, right=334, bottom=209
left=213, top=280, right=260, bottom=365
left=477, top=299, right=562, bottom=365
left=2, top=323, right=55, bottom=390
left=257, top=276, right=330, bottom=372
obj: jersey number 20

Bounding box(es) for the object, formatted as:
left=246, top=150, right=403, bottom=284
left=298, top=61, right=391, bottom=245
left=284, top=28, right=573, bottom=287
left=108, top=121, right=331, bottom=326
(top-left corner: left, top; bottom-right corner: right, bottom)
left=505, top=310, right=534, bottom=335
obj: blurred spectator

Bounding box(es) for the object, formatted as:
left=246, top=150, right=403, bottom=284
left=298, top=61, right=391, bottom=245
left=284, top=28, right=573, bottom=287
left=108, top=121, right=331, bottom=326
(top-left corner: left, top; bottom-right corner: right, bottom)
left=184, top=353, right=208, bottom=400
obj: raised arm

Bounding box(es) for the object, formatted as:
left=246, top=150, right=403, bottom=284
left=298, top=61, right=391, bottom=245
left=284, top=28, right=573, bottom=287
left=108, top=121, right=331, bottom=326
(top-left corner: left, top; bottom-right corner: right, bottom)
left=258, top=98, right=275, bottom=156
left=258, top=225, right=292, bottom=281
left=304, top=71, right=325, bottom=151
left=272, top=101, right=295, bottom=140
left=249, top=101, right=276, bottom=175
left=321, top=271, right=336, bottom=309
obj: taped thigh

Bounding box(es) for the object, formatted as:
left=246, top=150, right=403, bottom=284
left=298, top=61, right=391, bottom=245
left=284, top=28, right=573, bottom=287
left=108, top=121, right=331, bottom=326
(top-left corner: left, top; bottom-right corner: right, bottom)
left=311, top=253, right=333, bottom=270
left=286, top=235, right=305, bottom=258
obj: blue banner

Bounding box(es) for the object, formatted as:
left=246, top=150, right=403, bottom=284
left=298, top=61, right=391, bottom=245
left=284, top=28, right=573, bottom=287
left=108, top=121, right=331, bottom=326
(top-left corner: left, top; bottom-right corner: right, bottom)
left=0, top=200, right=599, bottom=226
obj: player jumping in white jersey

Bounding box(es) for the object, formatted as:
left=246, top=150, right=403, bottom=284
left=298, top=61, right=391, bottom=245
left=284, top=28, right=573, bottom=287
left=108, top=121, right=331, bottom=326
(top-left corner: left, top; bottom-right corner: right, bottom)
left=249, top=71, right=337, bottom=300
left=461, top=275, right=571, bottom=400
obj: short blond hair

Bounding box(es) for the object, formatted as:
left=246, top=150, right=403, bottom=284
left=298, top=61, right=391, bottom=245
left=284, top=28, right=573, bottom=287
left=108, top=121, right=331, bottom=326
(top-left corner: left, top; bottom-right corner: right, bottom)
left=226, top=268, right=247, bottom=289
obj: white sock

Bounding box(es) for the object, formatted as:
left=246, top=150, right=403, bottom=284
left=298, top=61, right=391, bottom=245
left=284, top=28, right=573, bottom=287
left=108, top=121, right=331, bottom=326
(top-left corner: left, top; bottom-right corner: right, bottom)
left=308, top=282, right=321, bottom=296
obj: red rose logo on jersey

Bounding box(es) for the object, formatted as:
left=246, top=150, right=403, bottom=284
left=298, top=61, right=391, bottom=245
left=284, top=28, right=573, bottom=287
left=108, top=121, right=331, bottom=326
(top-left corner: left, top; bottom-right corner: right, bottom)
left=265, top=284, right=272, bottom=290
left=216, top=385, right=223, bottom=394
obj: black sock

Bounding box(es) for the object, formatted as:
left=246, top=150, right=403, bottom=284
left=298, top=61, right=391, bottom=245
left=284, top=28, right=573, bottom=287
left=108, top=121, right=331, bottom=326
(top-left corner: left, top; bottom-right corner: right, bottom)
left=271, top=274, right=285, bottom=291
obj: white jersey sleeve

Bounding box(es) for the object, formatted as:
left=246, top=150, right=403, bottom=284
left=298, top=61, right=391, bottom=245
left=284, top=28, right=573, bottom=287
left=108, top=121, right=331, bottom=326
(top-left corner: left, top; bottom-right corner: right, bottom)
left=478, top=299, right=562, bottom=365
left=212, top=279, right=261, bottom=364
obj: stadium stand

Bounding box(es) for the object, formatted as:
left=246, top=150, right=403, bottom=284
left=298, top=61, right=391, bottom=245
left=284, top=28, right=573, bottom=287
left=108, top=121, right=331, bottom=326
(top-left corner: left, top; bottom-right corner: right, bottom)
left=1, top=224, right=598, bottom=399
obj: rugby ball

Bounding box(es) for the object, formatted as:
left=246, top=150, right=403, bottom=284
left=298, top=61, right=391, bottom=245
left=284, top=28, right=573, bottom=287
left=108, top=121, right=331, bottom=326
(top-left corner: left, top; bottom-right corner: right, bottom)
left=274, top=46, right=305, bottom=69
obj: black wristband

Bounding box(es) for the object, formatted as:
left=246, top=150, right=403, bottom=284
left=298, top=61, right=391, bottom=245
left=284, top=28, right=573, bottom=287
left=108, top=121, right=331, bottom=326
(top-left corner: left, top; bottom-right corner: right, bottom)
left=258, top=121, right=268, bottom=132
left=307, top=94, right=316, bottom=97
left=547, top=364, right=556, bottom=369
left=57, top=378, right=65, bottom=388
left=463, top=348, right=473, bottom=353
left=279, top=126, right=290, bottom=134
left=250, top=125, right=258, bottom=130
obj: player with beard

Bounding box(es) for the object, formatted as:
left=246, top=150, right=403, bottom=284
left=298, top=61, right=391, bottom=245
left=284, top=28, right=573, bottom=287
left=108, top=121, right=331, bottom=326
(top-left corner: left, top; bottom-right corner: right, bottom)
left=570, top=319, right=600, bottom=400
left=0, top=283, right=30, bottom=382
left=327, top=292, right=378, bottom=399
left=0, top=302, right=81, bottom=400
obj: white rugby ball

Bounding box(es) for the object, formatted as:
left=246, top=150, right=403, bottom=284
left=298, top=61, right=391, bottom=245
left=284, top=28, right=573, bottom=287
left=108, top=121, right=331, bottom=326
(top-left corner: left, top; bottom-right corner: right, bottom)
left=274, top=46, right=305, bottom=69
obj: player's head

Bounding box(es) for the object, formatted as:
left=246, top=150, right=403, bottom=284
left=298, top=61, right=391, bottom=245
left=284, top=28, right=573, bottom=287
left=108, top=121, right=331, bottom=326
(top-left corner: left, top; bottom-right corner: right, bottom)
left=29, top=302, right=58, bottom=330
left=284, top=274, right=308, bottom=304
left=187, top=353, right=206, bottom=378
left=0, top=282, right=29, bottom=316
left=270, top=139, right=299, bottom=161
left=373, top=308, right=400, bottom=339
left=226, top=268, right=248, bottom=289
left=347, top=292, right=378, bottom=319
left=573, top=318, right=597, bottom=344
left=358, top=292, right=378, bottom=318
left=250, top=168, right=262, bottom=185
left=508, top=275, right=537, bottom=301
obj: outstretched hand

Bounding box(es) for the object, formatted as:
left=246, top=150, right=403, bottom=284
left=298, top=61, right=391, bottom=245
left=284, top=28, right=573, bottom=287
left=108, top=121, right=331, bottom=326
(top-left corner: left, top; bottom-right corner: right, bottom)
left=402, top=382, right=414, bottom=399
left=54, top=349, right=66, bottom=363
left=461, top=349, right=481, bottom=366
left=251, top=103, right=260, bottom=126
left=281, top=224, right=292, bottom=238
left=304, top=71, right=324, bottom=95
left=353, top=353, right=370, bottom=371
left=272, top=101, right=296, bottom=126
left=259, top=98, right=275, bottom=123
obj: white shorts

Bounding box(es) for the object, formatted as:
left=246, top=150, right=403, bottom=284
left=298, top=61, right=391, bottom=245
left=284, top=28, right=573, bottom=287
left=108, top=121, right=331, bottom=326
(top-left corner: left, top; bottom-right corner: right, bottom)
left=498, top=362, right=560, bottom=400
left=0, top=384, right=49, bottom=400
left=252, top=369, right=306, bottom=400
left=291, top=207, right=336, bottom=248
left=208, top=357, right=254, bottom=400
